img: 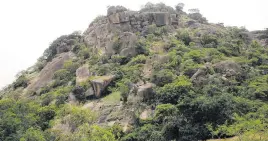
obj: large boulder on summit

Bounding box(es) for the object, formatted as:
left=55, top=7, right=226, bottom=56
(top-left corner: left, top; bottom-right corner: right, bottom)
left=76, top=65, right=90, bottom=84
left=91, top=76, right=115, bottom=98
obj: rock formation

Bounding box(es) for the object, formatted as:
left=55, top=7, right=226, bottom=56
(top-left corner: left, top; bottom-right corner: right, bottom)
left=90, top=75, right=115, bottom=98
left=83, top=5, right=180, bottom=57
left=76, top=65, right=90, bottom=84
left=27, top=52, right=74, bottom=91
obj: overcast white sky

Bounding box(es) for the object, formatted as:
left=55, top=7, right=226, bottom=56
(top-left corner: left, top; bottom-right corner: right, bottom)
left=0, top=0, right=267, bottom=89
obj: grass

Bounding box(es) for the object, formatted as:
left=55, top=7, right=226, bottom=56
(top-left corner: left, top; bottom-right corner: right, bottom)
left=102, top=91, right=121, bottom=104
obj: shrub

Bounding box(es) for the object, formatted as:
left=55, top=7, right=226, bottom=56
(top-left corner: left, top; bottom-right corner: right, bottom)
left=127, top=55, right=147, bottom=66
left=156, top=76, right=192, bottom=104
left=183, top=50, right=205, bottom=63
left=53, top=69, right=71, bottom=81
left=63, top=60, right=80, bottom=73
left=154, top=104, right=178, bottom=123
left=13, top=75, right=28, bottom=89
left=201, top=33, right=218, bottom=47
left=20, top=128, right=45, bottom=141
left=151, top=69, right=175, bottom=87
left=72, top=86, right=86, bottom=102
left=43, top=32, right=82, bottom=61
left=176, top=30, right=192, bottom=45
left=58, top=105, right=96, bottom=131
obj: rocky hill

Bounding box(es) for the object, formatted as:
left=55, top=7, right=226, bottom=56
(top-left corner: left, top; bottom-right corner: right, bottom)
left=0, top=2, right=268, bottom=141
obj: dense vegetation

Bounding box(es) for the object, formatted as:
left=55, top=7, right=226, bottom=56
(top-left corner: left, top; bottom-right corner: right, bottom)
left=1, top=2, right=268, bottom=141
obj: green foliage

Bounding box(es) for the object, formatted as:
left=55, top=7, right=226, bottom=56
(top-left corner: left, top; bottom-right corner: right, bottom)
left=68, top=124, right=117, bottom=141
left=150, top=69, right=175, bottom=87
left=40, top=86, right=72, bottom=106
left=183, top=49, right=205, bottom=63
left=53, top=69, right=71, bottom=81
left=154, top=104, right=178, bottom=123
left=3, top=3, right=268, bottom=141
left=89, top=125, right=116, bottom=141
left=72, top=86, right=86, bottom=102
left=20, top=128, right=45, bottom=141
left=63, top=60, right=80, bottom=73
left=178, top=94, right=235, bottom=125
left=43, top=32, right=82, bottom=61
left=147, top=24, right=168, bottom=37
left=211, top=105, right=268, bottom=139
left=127, top=55, right=147, bottom=66
left=112, top=36, right=122, bottom=52
left=115, top=78, right=131, bottom=102
left=248, top=75, right=268, bottom=100
left=176, top=29, right=192, bottom=45
left=57, top=105, right=96, bottom=131
left=13, top=75, right=28, bottom=89
left=201, top=33, right=218, bottom=47
left=0, top=99, right=54, bottom=141
left=156, top=76, right=192, bottom=104
left=121, top=124, right=158, bottom=141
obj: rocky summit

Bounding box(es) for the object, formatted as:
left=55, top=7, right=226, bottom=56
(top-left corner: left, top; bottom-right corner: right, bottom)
left=0, top=2, right=268, bottom=141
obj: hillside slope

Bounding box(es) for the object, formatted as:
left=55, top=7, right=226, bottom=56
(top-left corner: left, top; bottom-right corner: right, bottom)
left=0, top=2, right=268, bottom=141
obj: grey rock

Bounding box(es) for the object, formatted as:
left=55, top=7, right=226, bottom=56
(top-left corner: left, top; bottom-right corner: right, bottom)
left=91, top=75, right=115, bottom=98
left=153, top=12, right=170, bottom=26
left=108, top=13, right=120, bottom=24
left=213, top=61, right=241, bottom=77
left=170, top=14, right=178, bottom=25
left=76, top=65, right=90, bottom=84
left=137, top=83, right=154, bottom=102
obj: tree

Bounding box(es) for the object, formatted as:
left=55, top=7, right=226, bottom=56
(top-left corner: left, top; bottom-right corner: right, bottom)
left=175, top=3, right=185, bottom=11
left=156, top=76, right=192, bottom=104
left=20, top=128, right=45, bottom=141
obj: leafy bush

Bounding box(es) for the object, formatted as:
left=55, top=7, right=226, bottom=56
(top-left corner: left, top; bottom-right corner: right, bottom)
left=151, top=69, right=175, bottom=87
left=156, top=76, right=192, bottom=104
left=176, top=30, right=192, bottom=45
left=53, top=69, right=71, bottom=81
left=201, top=33, right=218, bottom=47
left=72, top=86, right=86, bottom=102
left=183, top=50, right=205, bottom=63
left=20, top=128, right=46, bottom=141
left=154, top=104, right=177, bottom=123
left=13, top=75, right=28, bottom=89
left=248, top=75, right=268, bottom=101
left=57, top=105, right=96, bottom=131
left=63, top=60, right=80, bottom=73
left=43, top=32, right=82, bottom=61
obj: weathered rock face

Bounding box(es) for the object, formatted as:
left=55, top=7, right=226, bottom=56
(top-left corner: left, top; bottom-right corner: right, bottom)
left=153, top=12, right=170, bottom=26
left=137, top=83, right=154, bottom=102
left=83, top=5, right=180, bottom=56
left=27, top=52, right=74, bottom=91
left=76, top=65, right=90, bottom=84
left=213, top=61, right=241, bottom=77
left=91, top=76, right=115, bottom=98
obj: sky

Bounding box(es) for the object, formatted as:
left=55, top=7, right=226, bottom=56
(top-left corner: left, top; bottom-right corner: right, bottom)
left=0, top=0, right=267, bottom=89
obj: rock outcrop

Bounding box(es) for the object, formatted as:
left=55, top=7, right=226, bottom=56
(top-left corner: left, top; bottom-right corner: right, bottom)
left=90, top=76, right=115, bottom=98
left=83, top=5, right=180, bottom=57
left=76, top=65, right=90, bottom=84
left=27, top=52, right=74, bottom=91
left=213, top=61, right=241, bottom=77
left=137, top=83, right=154, bottom=102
